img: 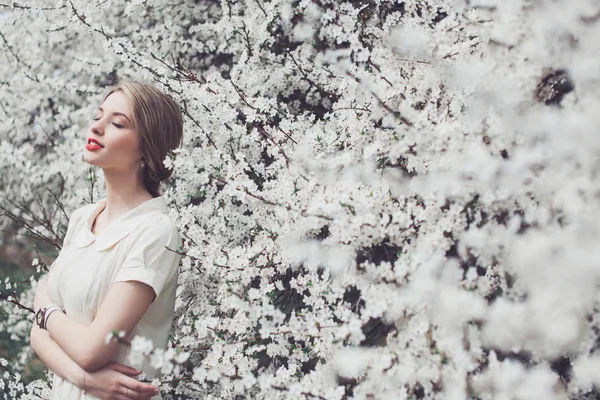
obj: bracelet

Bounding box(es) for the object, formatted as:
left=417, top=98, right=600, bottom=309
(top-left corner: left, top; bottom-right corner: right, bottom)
left=83, top=370, right=87, bottom=395
left=43, top=306, right=64, bottom=329
left=35, top=303, right=64, bottom=330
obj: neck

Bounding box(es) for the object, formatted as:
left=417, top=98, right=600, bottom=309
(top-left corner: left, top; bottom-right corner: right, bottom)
left=100, top=166, right=153, bottom=222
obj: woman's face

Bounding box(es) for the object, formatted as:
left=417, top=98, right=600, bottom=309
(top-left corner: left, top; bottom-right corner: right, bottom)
left=84, top=91, right=142, bottom=171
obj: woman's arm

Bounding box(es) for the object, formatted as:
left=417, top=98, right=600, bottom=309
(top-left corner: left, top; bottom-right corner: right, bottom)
left=31, top=277, right=160, bottom=399
left=30, top=323, right=85, bottom=386
left=31, top=273, right=107, bottom=385
left=30, top=265, right=83, bottom=384
left=31, top=326, right=159, bottom=399
left=38, top=280, right=155, bottom=371
left=37, top=223, right=179, bottom=372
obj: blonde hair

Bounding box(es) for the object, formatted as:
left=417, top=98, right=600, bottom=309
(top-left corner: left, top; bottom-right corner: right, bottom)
left=103, top=81, right=183, bottom=198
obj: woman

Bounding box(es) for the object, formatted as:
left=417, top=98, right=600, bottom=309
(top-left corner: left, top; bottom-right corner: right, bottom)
left=29, top=81, right=184, bottom=399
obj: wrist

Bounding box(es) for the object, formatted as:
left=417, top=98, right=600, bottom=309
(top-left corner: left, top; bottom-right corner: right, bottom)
left=64, top=362, right=89, bottom=392
left=35, top=303, right=64, bottom=330
left=66, top=363, right=85, bottom=389
left=44, top=307, right=63, bottom=330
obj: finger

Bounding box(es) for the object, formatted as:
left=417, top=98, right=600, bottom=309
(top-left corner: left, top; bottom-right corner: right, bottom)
left=108, top=362, right=142, bottom=376
left=122, top=376, right=159, bottom=395
left=112, top=394, right=151, bottom=400
left=113, top=386, right=154, bottom=400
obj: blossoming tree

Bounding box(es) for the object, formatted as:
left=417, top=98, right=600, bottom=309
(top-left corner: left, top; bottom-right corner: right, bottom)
left=1, top=0, right=599, bottom=399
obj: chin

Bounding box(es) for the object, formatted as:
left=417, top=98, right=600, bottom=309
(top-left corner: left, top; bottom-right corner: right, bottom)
left=83, top=154, right=99, bottom=166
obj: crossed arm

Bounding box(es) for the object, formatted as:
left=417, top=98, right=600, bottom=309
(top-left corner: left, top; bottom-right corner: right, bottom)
left=30, top=265, right=156, bottom=373
left=30, top=279, right=86, bottom=387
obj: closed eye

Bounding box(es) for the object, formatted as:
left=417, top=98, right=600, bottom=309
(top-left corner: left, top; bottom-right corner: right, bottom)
left=92, top=117, right=123, bottom=129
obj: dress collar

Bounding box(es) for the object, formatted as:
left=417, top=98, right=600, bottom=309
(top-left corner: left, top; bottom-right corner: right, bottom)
left=74, top=196, right=169, bottom=251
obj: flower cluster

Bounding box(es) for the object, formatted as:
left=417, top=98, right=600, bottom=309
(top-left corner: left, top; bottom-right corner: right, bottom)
left=1, top=0, right=599, bottom=399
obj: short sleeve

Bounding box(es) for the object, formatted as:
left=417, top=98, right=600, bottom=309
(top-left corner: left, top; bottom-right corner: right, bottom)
left=113, top=215, right=182, bottom=301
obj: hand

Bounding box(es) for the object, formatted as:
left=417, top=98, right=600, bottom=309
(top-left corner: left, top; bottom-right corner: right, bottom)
left=83, top=362, right=159, bottom=400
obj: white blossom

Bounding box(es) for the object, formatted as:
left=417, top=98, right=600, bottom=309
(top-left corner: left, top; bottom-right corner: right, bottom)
left=1, top=0, right=600, bottom=398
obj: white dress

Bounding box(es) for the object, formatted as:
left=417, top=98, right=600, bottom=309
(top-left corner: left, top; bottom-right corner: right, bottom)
left=47, top=196, right=182, bottom=400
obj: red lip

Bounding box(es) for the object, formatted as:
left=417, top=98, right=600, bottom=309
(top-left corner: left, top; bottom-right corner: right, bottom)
left=86, top=138, right=103, bottom=151
left=87, top=138, right=104, bottom=147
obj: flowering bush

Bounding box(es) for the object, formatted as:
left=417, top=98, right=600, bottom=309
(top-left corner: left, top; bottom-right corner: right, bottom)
left=1, top=0, right=600, bottom=399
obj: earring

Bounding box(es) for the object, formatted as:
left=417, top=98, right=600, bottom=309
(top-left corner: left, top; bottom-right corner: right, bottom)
left=140, top=160, right=145, bottom=168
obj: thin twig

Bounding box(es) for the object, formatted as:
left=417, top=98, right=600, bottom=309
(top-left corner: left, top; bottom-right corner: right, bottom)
left=229, top=79, right=297, bottom=144
left=47, top=186, right=69, bottom=222
left=33, top=246, right=49, bottom=273
left=345, top=70, right=413, bottom=126
left=0, top=31, right=39, bottom=82
left=180, top=103, right=218, bottom=149
left=0, top=290, right=34, bottom=314
left=208, top=174, right=333, bottom=221
left=254, top=124, right=290, bottom=167
left=0, top=204, right=62, bottom=249
left=0, top=2, right=64, bottom=10
left=68, top=1, right=111, bottom=40
left=285, top=49, right=337, bottom=99
left=253, top=0, right=267, bottom=16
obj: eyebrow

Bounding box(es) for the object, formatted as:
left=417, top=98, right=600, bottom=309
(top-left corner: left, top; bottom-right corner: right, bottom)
left=97, top=107, right=132, bottom=123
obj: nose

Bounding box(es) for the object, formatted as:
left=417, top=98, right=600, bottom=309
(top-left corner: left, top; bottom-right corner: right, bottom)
left=90, top=119, right=104, bottom=136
